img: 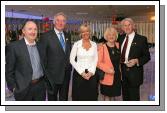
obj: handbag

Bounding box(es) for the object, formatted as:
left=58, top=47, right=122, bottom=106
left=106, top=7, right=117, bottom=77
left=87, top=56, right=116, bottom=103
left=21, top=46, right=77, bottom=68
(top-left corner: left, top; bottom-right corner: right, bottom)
left=96, top=68, right=105, bottom=80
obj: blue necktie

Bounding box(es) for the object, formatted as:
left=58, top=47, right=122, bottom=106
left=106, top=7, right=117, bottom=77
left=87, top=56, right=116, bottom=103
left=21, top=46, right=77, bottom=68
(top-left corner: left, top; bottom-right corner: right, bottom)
left=59, top=32, right=65, bottom=51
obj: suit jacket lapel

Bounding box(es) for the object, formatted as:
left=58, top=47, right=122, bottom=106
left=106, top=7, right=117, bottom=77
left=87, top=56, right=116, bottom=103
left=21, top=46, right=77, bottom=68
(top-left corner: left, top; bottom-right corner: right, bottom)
left=36, top=42, right=45, bottom=72
left=51, top=30, right=66, bottom=54
left=120, top=34, right=126, bottom=46
left=20, top=38, right=32, bottom=68
left=128, top=34, right=138, bottom=60
left=64, top=32, right=70, bottom=54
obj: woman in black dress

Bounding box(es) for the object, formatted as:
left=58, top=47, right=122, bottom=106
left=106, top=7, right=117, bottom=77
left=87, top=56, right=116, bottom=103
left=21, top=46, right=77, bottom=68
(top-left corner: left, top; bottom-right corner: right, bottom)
left=97, top=27, right=121, bottom=101
left=70, top=24, right=98, bottom=101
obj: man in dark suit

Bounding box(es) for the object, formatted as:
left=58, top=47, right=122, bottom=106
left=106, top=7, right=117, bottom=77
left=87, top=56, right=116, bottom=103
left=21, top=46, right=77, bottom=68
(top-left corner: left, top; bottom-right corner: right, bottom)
left=6, top=21, right=46, bottom=101
left=38, top=12, right=72, bottom=101
left=117, top=18, right=150, bottom=101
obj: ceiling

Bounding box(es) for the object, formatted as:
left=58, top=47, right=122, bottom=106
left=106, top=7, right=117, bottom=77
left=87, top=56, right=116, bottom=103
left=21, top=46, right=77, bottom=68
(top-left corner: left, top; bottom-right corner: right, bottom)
left=6, top=5, right=155, bottom=20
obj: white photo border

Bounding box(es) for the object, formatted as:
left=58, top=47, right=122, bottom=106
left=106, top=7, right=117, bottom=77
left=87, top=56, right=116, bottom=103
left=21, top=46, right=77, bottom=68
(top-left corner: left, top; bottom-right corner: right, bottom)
left=1, top=1, right=159, bottom=106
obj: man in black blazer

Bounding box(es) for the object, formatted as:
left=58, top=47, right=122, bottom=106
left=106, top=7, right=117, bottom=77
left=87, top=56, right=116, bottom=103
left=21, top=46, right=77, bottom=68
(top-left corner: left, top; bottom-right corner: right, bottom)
left=6, top=21, right=46, bottom=101
left=38, top=12, right=72, bottom=101
left=117, top=18, right=150, bottom=101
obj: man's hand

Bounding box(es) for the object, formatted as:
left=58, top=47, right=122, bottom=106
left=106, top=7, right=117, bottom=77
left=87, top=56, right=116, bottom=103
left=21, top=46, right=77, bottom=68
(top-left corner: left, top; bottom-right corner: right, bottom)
left=126, top=58, right=139, bottom=67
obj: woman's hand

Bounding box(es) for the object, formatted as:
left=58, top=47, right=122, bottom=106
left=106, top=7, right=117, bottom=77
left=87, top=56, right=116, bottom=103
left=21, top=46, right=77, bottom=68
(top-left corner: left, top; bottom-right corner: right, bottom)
left=81, top=72, right=89, bottom=80
left=81, top=72, right=93, bottom=80
left=108, top=68, right=115, bottom=74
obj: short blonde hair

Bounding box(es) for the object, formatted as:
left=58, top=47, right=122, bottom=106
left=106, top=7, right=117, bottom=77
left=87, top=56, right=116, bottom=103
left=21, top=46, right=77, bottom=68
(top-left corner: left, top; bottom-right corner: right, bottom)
left=79, top=24, right=91, bottom=37
left=53, top=12, right=67, bottom=24
left=104, top=27, right=118, bottom=40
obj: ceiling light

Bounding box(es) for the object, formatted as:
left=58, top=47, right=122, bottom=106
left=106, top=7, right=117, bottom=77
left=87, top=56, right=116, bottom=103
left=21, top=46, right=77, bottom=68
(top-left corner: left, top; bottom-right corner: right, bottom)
left=150, top=16, right=155, bottom=21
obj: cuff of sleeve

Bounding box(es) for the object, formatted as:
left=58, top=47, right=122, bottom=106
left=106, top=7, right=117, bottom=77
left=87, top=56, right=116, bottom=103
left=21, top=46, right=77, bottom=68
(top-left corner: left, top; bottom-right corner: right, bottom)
left=13, top=88, right=15, bottom=92
left=136, top=59, right=139, bottom=66
left=88, top=68, right=95, bottom=75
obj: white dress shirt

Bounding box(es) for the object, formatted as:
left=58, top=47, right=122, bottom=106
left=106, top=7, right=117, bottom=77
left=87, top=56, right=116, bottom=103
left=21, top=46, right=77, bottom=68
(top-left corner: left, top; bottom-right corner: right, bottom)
left=121, top=31, right=135, bottom=63
left=24, top=37, right=36, bottom=46
left=54, top=27, right=65, bottom=42
left=70, top=39, right=98, bottom=75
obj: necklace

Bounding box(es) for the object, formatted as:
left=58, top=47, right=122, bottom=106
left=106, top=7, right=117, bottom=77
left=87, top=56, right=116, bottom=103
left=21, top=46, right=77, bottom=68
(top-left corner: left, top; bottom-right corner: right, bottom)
left=106, top=43, right=115, bottom=55
left=112, top=49, right=115, bottom=55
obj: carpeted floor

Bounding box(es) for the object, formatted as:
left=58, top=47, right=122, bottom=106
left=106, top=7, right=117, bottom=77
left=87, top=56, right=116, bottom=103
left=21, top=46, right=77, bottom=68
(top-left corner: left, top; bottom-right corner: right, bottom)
left=5, top=48, right=155, bottom=101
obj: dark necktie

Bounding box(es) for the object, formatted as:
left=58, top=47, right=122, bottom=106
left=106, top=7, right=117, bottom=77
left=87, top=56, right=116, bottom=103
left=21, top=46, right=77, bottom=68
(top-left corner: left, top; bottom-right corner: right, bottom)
left=121, top=35, right=129, bottom=63
left=59, top=32, right=65, bottom=51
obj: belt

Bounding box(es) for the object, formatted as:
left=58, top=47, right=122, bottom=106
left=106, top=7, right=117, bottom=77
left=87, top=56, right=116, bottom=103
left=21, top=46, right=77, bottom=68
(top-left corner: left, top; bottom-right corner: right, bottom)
left=31, top=76, right=44, bottom=84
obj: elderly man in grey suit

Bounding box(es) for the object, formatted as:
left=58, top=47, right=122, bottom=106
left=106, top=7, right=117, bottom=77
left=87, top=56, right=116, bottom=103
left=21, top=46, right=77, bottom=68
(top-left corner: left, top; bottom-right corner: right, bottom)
left=38, top=12, right=72, bottom=101
left=6, top=21, right=46, bottom=101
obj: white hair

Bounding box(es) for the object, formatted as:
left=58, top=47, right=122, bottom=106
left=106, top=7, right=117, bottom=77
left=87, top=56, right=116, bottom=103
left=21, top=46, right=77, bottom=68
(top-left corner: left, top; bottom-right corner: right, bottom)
left=104, top=27, right=118, bottom=40
left=121, top=18, right=135, bottom=28
left=53, top=12, right=67, bottom=24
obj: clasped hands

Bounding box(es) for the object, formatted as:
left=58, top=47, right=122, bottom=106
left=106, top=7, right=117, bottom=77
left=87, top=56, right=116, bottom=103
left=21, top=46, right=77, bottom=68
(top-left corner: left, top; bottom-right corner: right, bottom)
left=81, top=72, right=93, bottom=80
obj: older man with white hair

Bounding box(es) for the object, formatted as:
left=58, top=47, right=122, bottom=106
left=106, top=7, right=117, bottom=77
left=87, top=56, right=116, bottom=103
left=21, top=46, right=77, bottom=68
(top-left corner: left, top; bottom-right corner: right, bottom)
left=117, top=18, right=150, bottom=101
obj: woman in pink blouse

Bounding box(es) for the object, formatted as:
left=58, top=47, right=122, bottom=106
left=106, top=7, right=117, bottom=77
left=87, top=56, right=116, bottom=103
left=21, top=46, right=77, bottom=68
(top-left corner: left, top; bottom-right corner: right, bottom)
left=97, top=27, right=121, bottom=101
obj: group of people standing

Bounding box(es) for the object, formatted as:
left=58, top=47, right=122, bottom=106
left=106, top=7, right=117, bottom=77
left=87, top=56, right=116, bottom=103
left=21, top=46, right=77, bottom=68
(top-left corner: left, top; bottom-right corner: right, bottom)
left=5, top=12, right=150, bottom=101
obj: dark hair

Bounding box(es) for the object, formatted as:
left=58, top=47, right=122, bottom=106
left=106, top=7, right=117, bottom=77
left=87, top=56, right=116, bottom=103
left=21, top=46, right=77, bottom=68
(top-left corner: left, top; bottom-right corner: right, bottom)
left=22, top=20, right=36, bottom=29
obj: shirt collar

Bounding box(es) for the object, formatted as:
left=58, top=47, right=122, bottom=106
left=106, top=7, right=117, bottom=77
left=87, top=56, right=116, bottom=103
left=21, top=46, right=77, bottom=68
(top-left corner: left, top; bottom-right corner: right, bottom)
left=54, top=27, right=63, bottom=35
left=127, top=31, right=135, bottom=38
left=24, top=37, right=36, bottom=46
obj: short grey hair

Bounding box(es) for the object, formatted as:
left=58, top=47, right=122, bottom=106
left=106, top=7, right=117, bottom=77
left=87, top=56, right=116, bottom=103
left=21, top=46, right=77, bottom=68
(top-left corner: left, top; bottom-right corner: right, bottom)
left=104, top=27, right=118, bottom=40
left=53, top=12, right=67, bottom=24
left=121, top=18, right=135, bottom=28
